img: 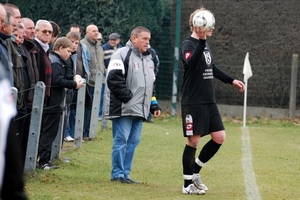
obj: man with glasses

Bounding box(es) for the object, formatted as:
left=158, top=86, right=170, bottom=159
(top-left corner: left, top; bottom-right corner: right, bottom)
left=32, top=20, right=56, bottom=169
left=32, top=20, right=53, bottom=100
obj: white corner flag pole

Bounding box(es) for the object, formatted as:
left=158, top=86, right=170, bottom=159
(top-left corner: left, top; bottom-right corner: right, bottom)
left=243, top=52, right=253, bottom=127
left=243, top=80, right=248, bottom=127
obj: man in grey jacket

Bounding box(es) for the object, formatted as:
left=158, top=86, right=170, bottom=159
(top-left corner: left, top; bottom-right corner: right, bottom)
left=80, top=24, right=105, bottom=140
left=104, top=26, right=161, bottom=184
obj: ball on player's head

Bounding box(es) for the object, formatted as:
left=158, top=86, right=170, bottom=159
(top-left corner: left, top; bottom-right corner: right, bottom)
left=192, top=10, right=215, bottom=31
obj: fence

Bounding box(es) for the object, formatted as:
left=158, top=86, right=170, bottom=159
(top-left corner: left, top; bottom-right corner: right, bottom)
left=15, top=72, right=103, bottom=172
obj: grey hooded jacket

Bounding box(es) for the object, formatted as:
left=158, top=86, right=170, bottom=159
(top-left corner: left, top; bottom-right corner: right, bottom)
left=104, top=40, right=156, bottom=120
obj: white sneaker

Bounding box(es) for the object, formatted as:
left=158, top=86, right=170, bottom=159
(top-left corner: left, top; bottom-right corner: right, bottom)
left=192, top=174, right=208, bottom=191
left=64, top=136, right=74, bottom=142
left=182, top=184, right=205, bottom=195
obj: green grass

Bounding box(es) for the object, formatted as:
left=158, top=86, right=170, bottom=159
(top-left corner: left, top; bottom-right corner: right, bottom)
left=25, top=115, right=300, bottom=200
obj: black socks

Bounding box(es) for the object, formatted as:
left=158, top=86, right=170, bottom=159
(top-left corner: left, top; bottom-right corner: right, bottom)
left=193, top=139, right=222, bottom=173
left=182, top=144, right=196, bottom=187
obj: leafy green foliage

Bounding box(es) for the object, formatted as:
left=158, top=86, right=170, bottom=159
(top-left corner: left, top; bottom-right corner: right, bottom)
left=8, top=0, right=166, bottom=45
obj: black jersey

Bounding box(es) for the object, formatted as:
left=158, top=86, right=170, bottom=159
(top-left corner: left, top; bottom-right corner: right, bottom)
left=180, top=36, right=234, bottom=105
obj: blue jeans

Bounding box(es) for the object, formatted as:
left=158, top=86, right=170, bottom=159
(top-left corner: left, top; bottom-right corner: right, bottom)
left=111, top=116, right=143, bottom=179
left=98, top=83, right=105, bottom=118
left=65, top=108, right=76, bottom=138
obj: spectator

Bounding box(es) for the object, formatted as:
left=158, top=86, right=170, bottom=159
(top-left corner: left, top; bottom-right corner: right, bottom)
left=104, top=26, right=161, bottom=183
left=0, top=10, right=14, bottom=85
left=38, top=37, right=84, bottom=170
left=7, top=21, right=28, bottom=144
left=97, top=32, right=102, bottom=44
left=80, top=24, right=105, bottom=141
left=20, top=17, right=39, bottom=166
left=65, top=30, right=91, bottom=142
left=0, top=86, right=28, bottom=200
left=64, top=31, right=80, bottom=142
left=32, top=20, right=53, bottom=102
left=3, top=3, right=21, bottom=32
left=49, top=21, right=61, bottom=45
left=0, top=4, right=27, bottom=199
left=7, top=22, right=27, bottom=147
left=99, top=32, right=122, bottom=121
left=69, top=24, right=81, bottom=36
left=4, top=10, right=28, bottom=151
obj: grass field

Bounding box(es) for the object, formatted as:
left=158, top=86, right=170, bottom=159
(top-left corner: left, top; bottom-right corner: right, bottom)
left=25, top=115, right=300, bottom=200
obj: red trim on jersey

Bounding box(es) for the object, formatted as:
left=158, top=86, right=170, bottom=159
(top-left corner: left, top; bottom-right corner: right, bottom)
left=185, top=51, right=192, bottom=60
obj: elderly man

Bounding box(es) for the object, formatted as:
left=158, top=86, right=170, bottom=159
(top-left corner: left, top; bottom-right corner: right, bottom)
left=80, top=24, right=105, bottom=141
left=32, top=20, right=58, bottom=170
left=32, top=20, right=53, bottom=98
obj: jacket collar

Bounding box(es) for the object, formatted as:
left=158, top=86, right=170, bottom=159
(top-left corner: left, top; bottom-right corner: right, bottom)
left=126, top=39, right=150, bottom=56
left=84, top=35, right=97, bottom=45
left=0, top=32, right=11, bottom=40
left=34, top=38, right=49, bottom=52
left=23, top=39, right=39, bottom=53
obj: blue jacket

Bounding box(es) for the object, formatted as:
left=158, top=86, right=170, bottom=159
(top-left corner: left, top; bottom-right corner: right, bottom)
left=102, top=42, right=123, bottom=69
left=77, top=43, right=90, bottom=81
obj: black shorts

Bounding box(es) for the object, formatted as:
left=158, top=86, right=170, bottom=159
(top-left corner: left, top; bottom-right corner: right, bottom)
left=181, top=103, right=224, bottom=137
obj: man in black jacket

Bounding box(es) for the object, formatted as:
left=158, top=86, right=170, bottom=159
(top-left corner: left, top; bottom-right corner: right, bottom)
left=20, top=17, right=40, bottom=166
left=0, top=4, right=27, bottom=199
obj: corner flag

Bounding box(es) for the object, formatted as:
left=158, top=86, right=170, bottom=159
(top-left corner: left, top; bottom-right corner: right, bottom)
left=243, top=52, right=252, bottom=127
left=243, top=52, right=252, bottom=82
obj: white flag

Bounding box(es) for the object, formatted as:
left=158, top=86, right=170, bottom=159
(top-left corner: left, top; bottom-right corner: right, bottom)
left=243, top=52, right=252, bottom=82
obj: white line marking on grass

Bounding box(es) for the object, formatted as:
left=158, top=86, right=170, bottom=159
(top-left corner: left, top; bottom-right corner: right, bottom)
left=241, top=127, right=261, bottom=200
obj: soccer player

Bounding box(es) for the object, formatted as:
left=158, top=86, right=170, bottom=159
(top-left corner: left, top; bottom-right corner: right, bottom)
left=180, top=8, right=245, bottom=195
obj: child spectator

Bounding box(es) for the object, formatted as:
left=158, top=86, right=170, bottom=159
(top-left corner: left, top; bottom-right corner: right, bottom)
left=37, top=37, right=84, bottom=170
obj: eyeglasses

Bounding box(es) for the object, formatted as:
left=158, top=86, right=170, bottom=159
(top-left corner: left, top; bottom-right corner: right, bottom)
left=40, top=30, right=53, bottom=34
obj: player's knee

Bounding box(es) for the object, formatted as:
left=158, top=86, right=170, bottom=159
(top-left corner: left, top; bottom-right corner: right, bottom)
left=187, top=136, right=200, bottom=147
left=211, top=131, right=226, bottom=144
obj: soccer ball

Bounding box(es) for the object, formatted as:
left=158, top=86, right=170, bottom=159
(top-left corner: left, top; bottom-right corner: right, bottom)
left=192, top=10, right=215, bottom=30
left=73, top=74, right=86, bottom=84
